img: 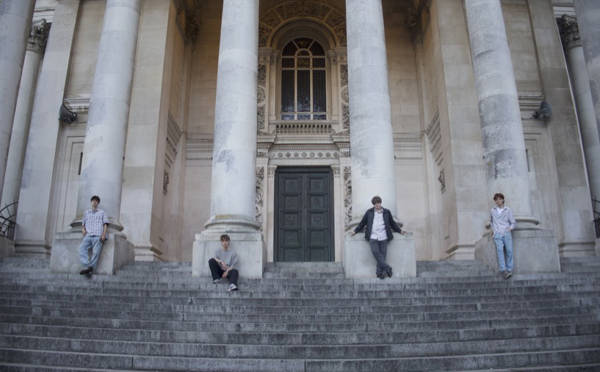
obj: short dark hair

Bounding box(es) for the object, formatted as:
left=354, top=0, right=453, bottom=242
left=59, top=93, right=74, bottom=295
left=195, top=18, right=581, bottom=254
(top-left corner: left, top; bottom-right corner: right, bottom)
left=220, top=234, right=230, bottom=242
left=90, top=195, right=100, bottom=203
left=493, top=193, right=505, bottom=201
left=371, top=196, right=382, bottom=205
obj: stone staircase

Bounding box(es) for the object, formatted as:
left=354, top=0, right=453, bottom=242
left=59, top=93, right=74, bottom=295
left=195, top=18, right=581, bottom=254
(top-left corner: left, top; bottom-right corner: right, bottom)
left=0, top=257, right=599, bottom=371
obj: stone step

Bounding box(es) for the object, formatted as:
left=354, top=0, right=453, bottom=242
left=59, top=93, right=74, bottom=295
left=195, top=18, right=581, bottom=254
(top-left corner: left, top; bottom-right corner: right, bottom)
left=0, top=305, right=590, bottom=323
left=2, top=347, right=600, bottom=371
left=2, top=333, right=600, bottom=359
left=3, top=321, right=599, bottom=345
left=2, top=313, right=595, bottom=333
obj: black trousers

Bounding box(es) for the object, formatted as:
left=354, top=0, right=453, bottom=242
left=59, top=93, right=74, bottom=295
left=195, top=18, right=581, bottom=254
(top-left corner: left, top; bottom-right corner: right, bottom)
left=208, top=258, right=239, bottom=285
left=369, top=239, right=392, bottom=276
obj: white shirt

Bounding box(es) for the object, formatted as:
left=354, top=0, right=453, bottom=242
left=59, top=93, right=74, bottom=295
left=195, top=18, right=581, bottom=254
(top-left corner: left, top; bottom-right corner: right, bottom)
left=490, top=206, right=516, bottom=235
left=82, top=208, right=108, bottom=236
left=370, top=209, right=387, bottom=241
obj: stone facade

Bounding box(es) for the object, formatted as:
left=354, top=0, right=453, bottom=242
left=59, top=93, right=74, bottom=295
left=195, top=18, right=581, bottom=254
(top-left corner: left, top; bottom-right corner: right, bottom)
left=1, top=0, right=598, bottom=271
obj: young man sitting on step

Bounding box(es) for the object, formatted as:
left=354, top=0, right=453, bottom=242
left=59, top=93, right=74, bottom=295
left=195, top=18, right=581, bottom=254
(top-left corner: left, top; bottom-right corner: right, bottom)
left=208, top=234, right=239, bottom=291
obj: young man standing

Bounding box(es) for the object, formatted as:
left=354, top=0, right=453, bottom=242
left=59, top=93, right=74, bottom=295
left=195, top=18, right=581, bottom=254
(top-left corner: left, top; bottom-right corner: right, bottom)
left=489, top=193, right=516, bottom=280
left=79, top=195, right=108, bottom=277
left=208, top=234, right=239, bottom=291
left=351, top=196, right=403, bottom=279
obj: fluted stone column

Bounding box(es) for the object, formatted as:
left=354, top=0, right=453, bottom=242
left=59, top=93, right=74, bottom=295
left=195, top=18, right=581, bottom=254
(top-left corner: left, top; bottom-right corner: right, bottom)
left=343, top=0, right=415, bottom=278
left=575, top=1, right=600, bottom=147
left=1, top=20, right=50, bottom=211
left=192, top=0, right=264, bottom=279
left=50, top=0, right=140, bottom=274
left=467, top=0, right=559, bottom=273
left=0, top=0, right=34, bottom=202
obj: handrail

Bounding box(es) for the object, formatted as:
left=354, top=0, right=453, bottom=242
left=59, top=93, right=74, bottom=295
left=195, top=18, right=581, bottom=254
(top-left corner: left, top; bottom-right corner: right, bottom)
left=0, top=201, right=18, bottom=240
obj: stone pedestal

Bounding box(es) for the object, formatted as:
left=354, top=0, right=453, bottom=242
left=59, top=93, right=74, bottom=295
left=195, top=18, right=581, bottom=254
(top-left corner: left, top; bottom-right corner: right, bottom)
left=0, top=236, right=15, bottom=259
left=192, top=229, right=265, bottom=279
left=475, top=227, right=560, bottom=274
left=344, top=233, right=416, bottom=278
left=50, top=231, right=134, bottom=275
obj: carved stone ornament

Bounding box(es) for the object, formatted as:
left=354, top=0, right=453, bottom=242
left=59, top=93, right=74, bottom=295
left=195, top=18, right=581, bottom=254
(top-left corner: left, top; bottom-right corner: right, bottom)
left=557, top=15, right=581, bottom=50
left=343, top=166, right=352, bottom=226
left=27, top=19, right=50, bottom=54
left=255, top=167, right=265, bottom=231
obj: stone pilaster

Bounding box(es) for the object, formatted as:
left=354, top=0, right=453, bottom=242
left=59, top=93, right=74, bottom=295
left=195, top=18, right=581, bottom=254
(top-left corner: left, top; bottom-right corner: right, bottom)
left=0, top=0, right=34, bottom=202
left=193, top=0, right=265, bottom=279
left=466, top=0, right=559, bottom=273
left=343, top=0, right=415, bottom=278
left=50, top=0, right=140, bottom=274
left=1, top=20, right=50, bottom=211
left=15, top=0, right=80, bottom=256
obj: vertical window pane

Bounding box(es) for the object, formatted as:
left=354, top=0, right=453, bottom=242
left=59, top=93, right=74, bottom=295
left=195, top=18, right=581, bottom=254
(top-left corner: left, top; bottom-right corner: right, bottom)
left=282, top=58, right=294, bottom=68
left=281, top=70, right=295, bottom=113
left=297, top=70, right=310, bottom=112
left=297, top=58, right=310, bottom=68
left=313, top=58, right=325, bottom=67
left=313, top=70, right=326, bottom=114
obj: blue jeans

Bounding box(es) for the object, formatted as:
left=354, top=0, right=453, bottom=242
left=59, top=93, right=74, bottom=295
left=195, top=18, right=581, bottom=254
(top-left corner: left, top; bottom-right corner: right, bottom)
left=79, top=235, right=104, bottom=269
left=493, top=232, right=513, bottom=272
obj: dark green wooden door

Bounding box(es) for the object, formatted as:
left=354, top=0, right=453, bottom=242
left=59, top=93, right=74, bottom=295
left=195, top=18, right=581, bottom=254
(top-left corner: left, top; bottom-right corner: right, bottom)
left=275, top=167, right=333, bottom=262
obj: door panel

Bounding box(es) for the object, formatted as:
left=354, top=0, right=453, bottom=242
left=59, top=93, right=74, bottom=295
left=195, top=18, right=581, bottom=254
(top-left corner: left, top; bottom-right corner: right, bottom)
left=275, top=167, right=333, bottom=262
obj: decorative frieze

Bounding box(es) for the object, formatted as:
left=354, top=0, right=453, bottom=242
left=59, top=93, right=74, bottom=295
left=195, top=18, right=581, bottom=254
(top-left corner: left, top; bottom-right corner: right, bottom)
left=268, top=150, right=339, bottom=160
left=557, top=14, right=581, bottom=50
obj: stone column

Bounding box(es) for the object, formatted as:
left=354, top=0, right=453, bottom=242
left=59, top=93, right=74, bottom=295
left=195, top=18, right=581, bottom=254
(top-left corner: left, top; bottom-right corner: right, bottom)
left=574, top=0, right=600, bottom=146
left=50, top=0, right=140, bottom=274
left=192, top=0, right=264, bottom=279
left=75, top=0, right=141, bottom=226
left=343, top=0, right=415, bottom=278
left=0, top=0, right=34, bottom=202
left=1, top=20, right=50, bottom=211
left=466, top=0, right=559, bottom=273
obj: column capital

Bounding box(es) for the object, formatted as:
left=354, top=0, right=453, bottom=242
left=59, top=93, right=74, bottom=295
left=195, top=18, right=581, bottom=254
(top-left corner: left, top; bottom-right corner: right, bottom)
left=27, top=19, right=50, bottom=54
left=557, top=14, right=581, bottom=50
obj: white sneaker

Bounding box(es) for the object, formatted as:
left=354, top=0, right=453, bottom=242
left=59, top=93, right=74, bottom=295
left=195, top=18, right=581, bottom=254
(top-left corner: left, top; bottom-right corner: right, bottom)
left=228, top=283, right=238, bottom=292
left=213, top=278, right=222, bottom=284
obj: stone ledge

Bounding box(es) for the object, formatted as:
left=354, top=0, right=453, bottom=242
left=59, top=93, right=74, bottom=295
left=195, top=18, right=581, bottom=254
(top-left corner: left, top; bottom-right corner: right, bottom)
left=343, top=233, right=416, bottom=278
left=50, top=231, right=134, bottom=275
left=192, top=229, right=265, bottom=279
left=475, top=228, right=560, bottom=274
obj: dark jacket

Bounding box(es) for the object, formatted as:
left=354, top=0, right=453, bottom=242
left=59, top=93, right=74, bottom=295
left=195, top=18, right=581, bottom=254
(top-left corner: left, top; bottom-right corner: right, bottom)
left=354, top=207, right=403, bottom=241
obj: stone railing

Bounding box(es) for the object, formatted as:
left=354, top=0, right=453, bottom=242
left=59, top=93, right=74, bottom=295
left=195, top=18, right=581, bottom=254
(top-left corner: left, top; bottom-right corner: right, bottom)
left=273, top=120, right=333, bottom=135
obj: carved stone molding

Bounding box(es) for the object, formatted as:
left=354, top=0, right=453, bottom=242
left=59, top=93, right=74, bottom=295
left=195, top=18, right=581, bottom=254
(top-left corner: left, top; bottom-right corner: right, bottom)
left=255, top=167, right=265, bottom=231
left=27, top=19, right=50, bottom=54
left=557, top=14, right=581, bottom=50
left=268, top=150, right=339, bottom=160
left=259, top=1, right=347, bottom=47
left=343, top=166, right=352, bottom=227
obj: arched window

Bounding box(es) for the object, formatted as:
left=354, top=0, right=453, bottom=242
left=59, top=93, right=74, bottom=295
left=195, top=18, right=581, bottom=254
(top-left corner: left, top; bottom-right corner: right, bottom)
left=281, top=38, right=326, bottom=120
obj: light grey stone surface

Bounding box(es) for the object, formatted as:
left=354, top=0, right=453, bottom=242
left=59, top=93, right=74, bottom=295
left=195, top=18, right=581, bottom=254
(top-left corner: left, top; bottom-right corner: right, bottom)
left=76, top=0, right=141, bottom=226
left=465, top=0, right=533, bottom=220
left=528, top=1, right=596, bottom=257
left=50, top=231, right=134, bottom=275
left=1, top=20, right=49, bottom=210
left=0, top=0, right=34, bottom=202
left=192, top=230, right=265, bottom=279
left=15, top=0, right=80, bottom=255
left=475, top=228, right=560, bottom=274
left=559, top=16, right=600, bottom=205
left=206, top=0, right=259, bottom=225
left=343, top=233, right=416, bottom=278
left=345, top=0, right=396, bottom=217
left=575, top=0, right=600, bottom=146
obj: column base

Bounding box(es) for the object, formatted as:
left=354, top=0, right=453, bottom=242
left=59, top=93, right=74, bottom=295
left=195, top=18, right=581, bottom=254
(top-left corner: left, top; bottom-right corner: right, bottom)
left=0, top=236, right=15, bottom=258
left=475, top=227, right=560, bottom=274
left=14, top=240, right=51, bottom=256
left=50, top=230, right=134, bottom=275
left=134, top=246, right=164, bottom=262
left=343, top=232, right=416, bottom=278
left=192, top=227, right=265, bottom=279
left=558, top=241, right=597, bottom=257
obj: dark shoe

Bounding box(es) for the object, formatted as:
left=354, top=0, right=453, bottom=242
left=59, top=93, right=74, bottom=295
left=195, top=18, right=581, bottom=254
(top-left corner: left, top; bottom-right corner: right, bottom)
left=79, top=267, right=92, bottom=275
left=85, top=267, right=93, bottom=278
left=504, top=271, right=512, bottom=280
left=386, top=268, right=393, bottom=278
left=377, top=273, right=385, bottom=280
